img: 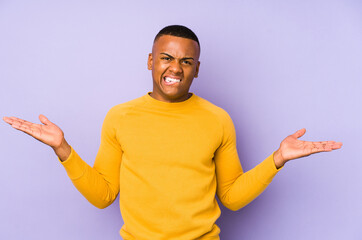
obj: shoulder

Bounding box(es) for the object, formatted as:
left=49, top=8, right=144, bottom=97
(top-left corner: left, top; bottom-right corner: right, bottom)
left=194, top=95, right=233, bottom=124
left=104, top=95, right=146, bottom=120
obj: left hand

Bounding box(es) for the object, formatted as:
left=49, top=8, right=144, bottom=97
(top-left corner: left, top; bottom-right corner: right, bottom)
left=273, top=128, right=343, bottom=169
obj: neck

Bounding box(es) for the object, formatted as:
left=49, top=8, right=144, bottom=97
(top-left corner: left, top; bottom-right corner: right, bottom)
left=149, top=92, right=192, bottom=103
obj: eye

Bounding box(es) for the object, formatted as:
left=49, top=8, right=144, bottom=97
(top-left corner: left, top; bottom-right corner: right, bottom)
left=182, top=60, right=192, bottom=65
left=161, top=57, right=171, bottom=61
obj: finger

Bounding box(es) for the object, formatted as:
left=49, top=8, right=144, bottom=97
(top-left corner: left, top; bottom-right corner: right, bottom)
left=308, top=143, right=329, bottom=154
left=4, top=116, right=22, bottom=125
left=39, top=114, right=52, bottom=125
left=310, top=140, right=336, bottom=146
left=6, top=116, right=35, bottom=127
left=10, top=118, right=36, bottom=129
left=331, top=142, right=343, bottom=149
left=3, top=116, right=14, bottom=124
left=6, top=116, right=25, bottom=123
left=308, top=141, right=342, bottom=148
left=307, top=141, right=341, bottom=153
left=292, top=128, right=306, bottom=138
left=11, top=120, right=37, bottom=136
left=14, top=117, right=35, bottom=126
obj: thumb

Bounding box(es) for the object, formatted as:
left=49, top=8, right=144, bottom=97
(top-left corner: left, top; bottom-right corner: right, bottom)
left=39, top=114, right=52, bottom=125
left=292, top=128, right=306, bottom=138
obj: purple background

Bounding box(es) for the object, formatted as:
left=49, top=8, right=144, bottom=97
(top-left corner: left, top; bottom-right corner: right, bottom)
left=1, top=0, right=361, bottom=239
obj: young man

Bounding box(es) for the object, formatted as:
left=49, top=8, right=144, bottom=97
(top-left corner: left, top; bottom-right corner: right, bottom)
left=3, top=25, right=342, bottom=239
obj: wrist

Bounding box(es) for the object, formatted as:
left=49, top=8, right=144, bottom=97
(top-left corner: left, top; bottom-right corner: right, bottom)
left=273, top=149, right=285, bottom=169
left=53, top=139, right=71, bottom=162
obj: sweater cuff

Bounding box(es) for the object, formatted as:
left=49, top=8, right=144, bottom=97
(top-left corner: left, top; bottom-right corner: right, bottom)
left=255, top=151, right=283, bottom=185
left=59, top=146, right=86, bottom=180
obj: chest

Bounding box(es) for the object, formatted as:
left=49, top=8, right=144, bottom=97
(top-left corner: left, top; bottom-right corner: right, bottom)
left=116, top=110, right=222, bottom=167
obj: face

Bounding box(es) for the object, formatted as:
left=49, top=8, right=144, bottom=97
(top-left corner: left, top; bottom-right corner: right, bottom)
left=148, top=35, right=200, bottom=102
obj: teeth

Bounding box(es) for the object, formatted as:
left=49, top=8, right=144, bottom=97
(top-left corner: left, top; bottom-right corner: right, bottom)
left=165, top=77, right=181, bottom=83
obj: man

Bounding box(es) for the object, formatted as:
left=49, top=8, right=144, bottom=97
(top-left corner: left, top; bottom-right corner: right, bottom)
left=3, top=25, right=342, bottom=239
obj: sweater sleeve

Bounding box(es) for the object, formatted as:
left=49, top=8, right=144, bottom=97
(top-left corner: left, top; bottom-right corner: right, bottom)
left=60, top=107, right=123, bottom=209
left=214, top=112, right=282, bottom=211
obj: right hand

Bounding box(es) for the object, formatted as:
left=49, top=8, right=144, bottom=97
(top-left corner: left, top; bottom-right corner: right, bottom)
left=3, top=114, right=71, bottom=161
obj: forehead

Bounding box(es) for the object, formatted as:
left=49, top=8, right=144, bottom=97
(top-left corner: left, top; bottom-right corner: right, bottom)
left=152, top=35, right=200, bottom=58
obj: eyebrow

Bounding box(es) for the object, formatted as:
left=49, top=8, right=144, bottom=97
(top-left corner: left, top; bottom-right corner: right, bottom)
left=160, top=52, right=194, bottom=61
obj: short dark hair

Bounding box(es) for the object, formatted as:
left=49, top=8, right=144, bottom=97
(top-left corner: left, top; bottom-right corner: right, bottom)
left=154, top=25, right=200, bottom=48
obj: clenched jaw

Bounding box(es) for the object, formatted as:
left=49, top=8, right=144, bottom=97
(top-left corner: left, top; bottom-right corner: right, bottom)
left=163, top=76, right=181, bottom=86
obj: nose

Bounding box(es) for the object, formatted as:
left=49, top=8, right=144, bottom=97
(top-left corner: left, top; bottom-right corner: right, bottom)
left=169, top=60, right=183, bottom=74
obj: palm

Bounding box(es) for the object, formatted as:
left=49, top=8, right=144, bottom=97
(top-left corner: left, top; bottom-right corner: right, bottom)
left=278, top=128, right=343, bottom=162
left=3, top=115, right=64, bottom=148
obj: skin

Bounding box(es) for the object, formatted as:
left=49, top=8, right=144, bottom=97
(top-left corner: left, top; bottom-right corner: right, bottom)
left=2, top=34, right=342, bottom=167
left=148, top=35, right=200, bottom=103
left=3, top=115, right=71, bottom=161
left=272, top=128, right=342, bottom=168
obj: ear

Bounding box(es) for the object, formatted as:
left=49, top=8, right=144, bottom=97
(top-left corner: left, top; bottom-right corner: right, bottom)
left=147, top=53, right=153, bottom=70
left=194, top=61, right=200, bottom=78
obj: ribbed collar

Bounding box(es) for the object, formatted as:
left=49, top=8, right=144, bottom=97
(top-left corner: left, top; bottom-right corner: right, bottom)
left=143, top=92, right=197, bottom=110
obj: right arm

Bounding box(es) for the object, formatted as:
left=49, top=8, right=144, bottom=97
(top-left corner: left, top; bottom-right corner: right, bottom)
left=3, top=113, right=122, bottom=209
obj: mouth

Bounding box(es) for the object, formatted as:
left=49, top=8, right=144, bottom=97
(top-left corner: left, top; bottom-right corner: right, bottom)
left=163, top=76, right=182, bottom=86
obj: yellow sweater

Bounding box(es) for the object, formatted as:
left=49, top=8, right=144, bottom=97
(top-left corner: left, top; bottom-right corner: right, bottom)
left=61, top=92, right=281, bottom=239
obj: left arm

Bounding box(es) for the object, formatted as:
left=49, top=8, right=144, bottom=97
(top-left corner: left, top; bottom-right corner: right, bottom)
left=215, top=113, right=281, bottom=211
left=215, top=114, right=342, bottom=211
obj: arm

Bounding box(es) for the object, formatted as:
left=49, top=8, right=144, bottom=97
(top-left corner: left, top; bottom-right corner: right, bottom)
left=215, top=114, right=342, bottom=211
left=60, top=109, right=122, bottom=208
left=3, top=112, right=122, bottom=209
left=215, top=114, right=280, bottom=211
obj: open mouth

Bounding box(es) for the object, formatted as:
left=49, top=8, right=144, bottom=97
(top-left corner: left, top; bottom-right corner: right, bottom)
left=163, top=76, right=181, bottom=85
